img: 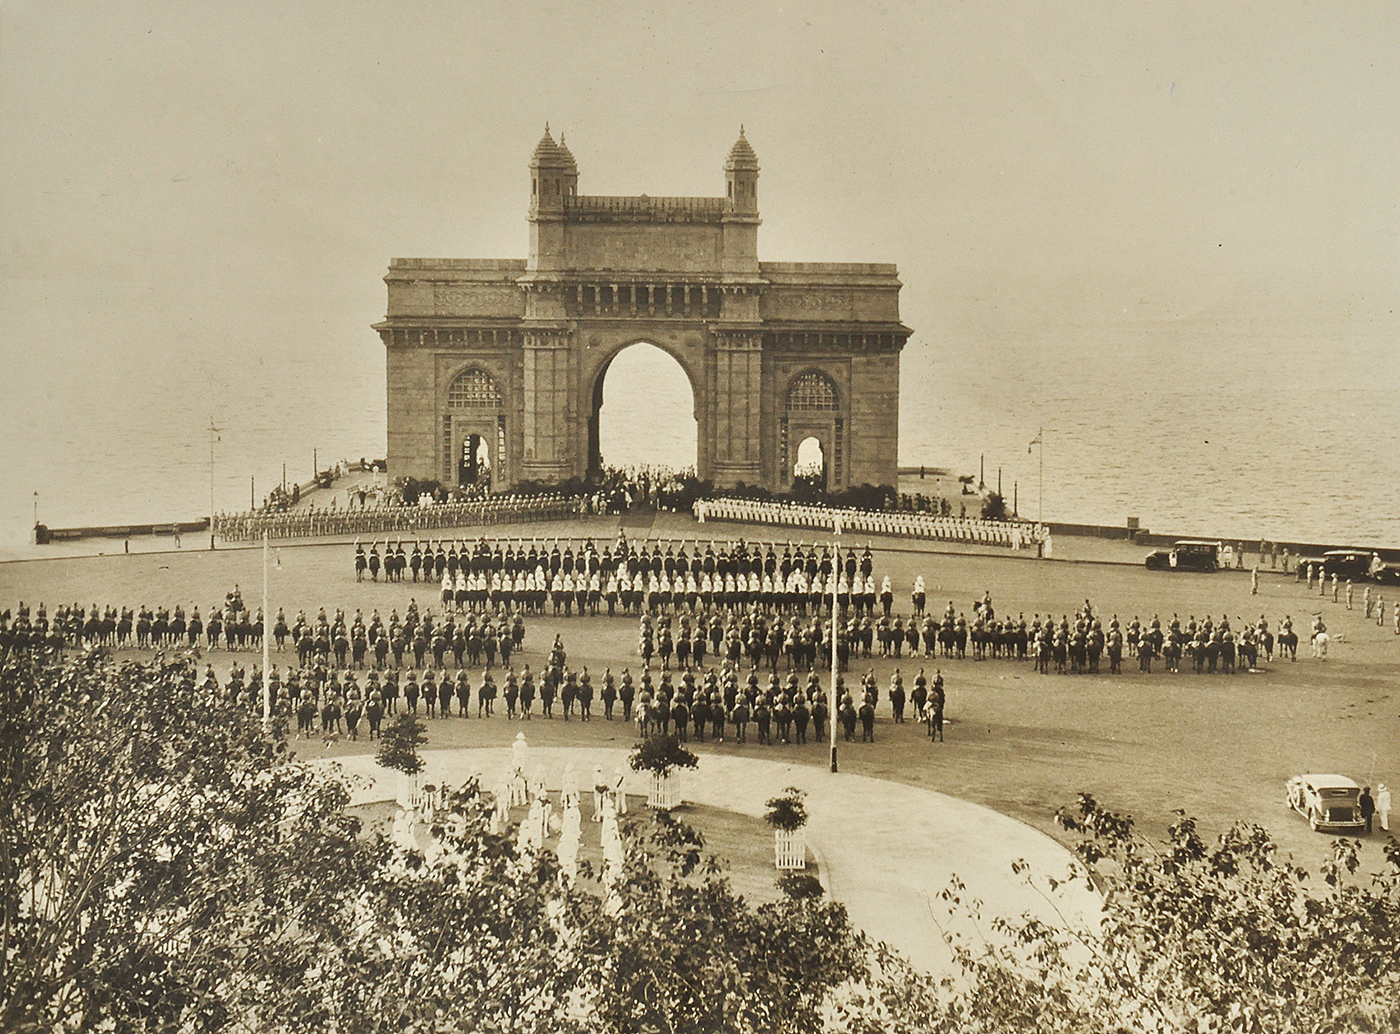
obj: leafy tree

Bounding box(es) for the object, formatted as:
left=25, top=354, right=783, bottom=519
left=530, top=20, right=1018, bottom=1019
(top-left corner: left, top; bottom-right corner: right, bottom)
left=980, top=492, right=1008, bottom=521
left=321, top=779, right=604, bottom=1034
left=0, top=649, right=871, bottom=1034
left=0, top=647, right=375, bottom=1034
left=628, top=733, right=699, bottom=779
left=764, top=787, right=809, bottom=832
left=593, top=811, right=865, bottom=1034
left=375, top=711, right=427, bottom=778
left=838, top=793, right=1400, bottom=1033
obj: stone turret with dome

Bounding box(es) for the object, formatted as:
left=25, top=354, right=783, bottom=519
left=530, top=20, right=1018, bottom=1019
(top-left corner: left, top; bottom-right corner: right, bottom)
left=529, top=124, right=578, bottom=215
left=725, top=126, right=759, bottom=170
left=724, top=126, right=760, bottom=218
left=556, top=133, right=579, bottom=175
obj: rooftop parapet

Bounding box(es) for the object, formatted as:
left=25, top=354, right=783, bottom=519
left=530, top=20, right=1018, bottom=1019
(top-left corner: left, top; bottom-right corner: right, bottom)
left=564, top=194, right=726, bottom=224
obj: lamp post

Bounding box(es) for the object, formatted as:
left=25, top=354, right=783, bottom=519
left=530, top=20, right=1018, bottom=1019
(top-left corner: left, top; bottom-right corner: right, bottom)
left=209, top=418, right=220, bottom=550
left=32, top=491, right=38, bottom=527
left=1029, top=427, right=1044, bottom=525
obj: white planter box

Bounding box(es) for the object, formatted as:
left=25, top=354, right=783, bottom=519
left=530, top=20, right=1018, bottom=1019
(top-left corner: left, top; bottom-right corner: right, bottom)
left=774, top=829, right=807, bottom=870
left=648, top=771, right=681, bottom=810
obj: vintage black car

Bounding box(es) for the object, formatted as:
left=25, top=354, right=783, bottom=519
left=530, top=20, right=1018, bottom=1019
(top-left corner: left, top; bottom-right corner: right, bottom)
left=1373, top=562, right=1400, bottom=586
left=1144, top=539, right=1220, bottom=572
left=1322, top=549, right=1384, bottom=582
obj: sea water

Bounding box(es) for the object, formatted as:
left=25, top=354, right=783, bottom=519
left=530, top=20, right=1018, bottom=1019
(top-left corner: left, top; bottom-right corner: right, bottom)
left=3, top=318, right=1396, bottom=555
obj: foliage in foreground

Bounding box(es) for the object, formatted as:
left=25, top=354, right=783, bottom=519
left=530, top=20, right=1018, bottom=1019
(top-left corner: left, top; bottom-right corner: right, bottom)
left=3, top=647, right=1398, bottom=1033
left=833, top=795, right=1400, bottom=1034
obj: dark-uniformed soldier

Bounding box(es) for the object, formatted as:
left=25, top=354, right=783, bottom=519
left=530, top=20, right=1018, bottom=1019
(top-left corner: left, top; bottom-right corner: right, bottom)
left=858, top=699, right=875, bottom=741
left=839, top=699, right=857, bottom=741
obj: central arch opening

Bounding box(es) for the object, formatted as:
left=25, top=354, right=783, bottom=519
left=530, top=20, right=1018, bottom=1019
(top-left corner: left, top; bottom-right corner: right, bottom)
left=590, top=342, right=697, bottom=481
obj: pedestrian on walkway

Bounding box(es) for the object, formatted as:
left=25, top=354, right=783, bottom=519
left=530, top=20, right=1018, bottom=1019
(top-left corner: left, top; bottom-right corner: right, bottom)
left=1377, top=783, right=1391, bottom=833
left=1345, top=579, right=1353, bottom=609
left=1250, top=567, right=1259, bottom=595
left=1364, top=585, right=1373, bottom=618
left=1359, top=786, right=1375, bottom=834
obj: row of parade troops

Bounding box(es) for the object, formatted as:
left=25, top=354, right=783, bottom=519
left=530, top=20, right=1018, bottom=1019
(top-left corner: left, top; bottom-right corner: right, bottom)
left=210, top=656, right=948, bottom=745
left=356, top=535, right=881, bottom=584
left=437, top=567, right=891, bottom=618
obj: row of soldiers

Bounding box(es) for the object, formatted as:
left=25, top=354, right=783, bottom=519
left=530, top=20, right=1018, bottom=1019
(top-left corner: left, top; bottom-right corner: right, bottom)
left=356, top=534, right=881, bottom=584
left=204, top=647, right=949, bottom=748
left=432, top=566, right=894, bottom=619
left=215, top=491, right=581, bottom=543
left=0, top=598, right=530, bottom=672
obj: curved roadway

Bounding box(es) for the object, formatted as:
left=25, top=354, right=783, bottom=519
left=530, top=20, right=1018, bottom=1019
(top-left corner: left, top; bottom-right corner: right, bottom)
left=331, top=747, right=1100, bottom=972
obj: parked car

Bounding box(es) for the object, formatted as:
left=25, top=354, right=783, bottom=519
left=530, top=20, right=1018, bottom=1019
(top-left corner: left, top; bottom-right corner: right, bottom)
left=1321, top=549, right=1383, bottom=582
left=1295, top=556, right=1328, bottom=582
left=1286, top=774, right=1365, bottom=833
left=1144, top=539, right=1220, bottom=572
left=1373, top=562, right=1400, bottom=586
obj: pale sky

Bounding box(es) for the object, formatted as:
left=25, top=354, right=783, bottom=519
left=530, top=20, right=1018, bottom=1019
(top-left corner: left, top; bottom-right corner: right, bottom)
left=2, top=1, right=1397, bottom=527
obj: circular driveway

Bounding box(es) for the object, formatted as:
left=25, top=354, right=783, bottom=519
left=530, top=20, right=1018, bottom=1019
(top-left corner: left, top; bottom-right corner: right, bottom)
left=331, top=746, right=1100, bottom=972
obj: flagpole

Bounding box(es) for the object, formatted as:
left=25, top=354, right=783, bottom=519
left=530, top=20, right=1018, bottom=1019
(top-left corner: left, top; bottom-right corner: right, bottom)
left=262, top=530, right=271, bottom=730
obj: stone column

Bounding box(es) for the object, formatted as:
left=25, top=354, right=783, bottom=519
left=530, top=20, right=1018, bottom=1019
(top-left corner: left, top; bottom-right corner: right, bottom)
left=709, top=329, right=764, bottom=487
left=520, top=328, right=574, bottom=483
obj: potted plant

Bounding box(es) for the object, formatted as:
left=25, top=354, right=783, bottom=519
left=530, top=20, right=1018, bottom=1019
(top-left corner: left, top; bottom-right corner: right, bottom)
left=765, top=786, right=808, bottom=870
left=628, top=734, right=698, bottom=810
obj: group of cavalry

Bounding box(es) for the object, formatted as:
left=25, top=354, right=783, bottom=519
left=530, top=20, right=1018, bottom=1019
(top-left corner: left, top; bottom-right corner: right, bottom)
left=0, top=592, right=528, bottom=674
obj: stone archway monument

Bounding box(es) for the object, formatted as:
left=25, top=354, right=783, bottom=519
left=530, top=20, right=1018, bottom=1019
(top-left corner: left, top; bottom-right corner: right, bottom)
left=376, top=127, right=911, bottom=493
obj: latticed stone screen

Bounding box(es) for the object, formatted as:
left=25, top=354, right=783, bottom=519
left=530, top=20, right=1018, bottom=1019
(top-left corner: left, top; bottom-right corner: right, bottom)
left=441, top=415, right=453, bottom=482
left=786, top=372, right=838, bottom=411
left=447, top=368, right=502, bottom=408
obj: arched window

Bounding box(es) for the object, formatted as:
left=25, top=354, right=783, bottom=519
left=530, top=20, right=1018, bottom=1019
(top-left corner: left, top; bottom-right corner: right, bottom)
left=447, top=368, right=502, bottom=408
left=786, top=371, right=838, bottom=412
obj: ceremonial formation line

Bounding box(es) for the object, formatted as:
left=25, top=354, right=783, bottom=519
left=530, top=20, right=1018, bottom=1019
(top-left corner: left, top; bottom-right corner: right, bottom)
left=694, top=496, right=1047, bottom=549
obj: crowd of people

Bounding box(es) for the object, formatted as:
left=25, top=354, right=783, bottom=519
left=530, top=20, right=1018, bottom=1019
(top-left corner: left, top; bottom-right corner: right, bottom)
left=576, top=465, right=703, bottom=515
left=213, top=492, right=584, bottom=543
left=693, top=495, right=1047, bottom=550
